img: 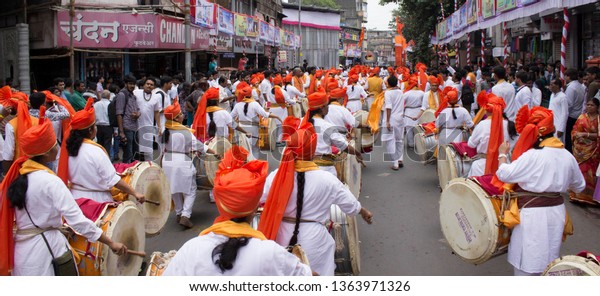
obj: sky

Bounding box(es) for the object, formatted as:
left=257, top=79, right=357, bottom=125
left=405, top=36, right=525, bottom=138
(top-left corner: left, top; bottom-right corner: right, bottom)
left=367, top=1, right=397, bottom=30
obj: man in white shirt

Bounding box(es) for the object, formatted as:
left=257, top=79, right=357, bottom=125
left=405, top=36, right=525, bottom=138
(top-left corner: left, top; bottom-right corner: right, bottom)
left=155, top=76, right=173, bottom=133
left=511, top=71, right=533, bottom=120
left=169, top=75, right=181, bottom=100
left=527, top=74, right=542, bottom=108
left=548, top=78, right=569, bottom=143
left=382, top=75, right=405, bottom=170
left=492, top=66, right=516, bottom=120
left=217, top=76, right=236, bottom=111
left=134, top=77, right=161, bottom=161
left=259, top=70, right=273, bottom=106
left=563, top=69, right=586, bottom=152
left=94, top=90, right=113, bottom=153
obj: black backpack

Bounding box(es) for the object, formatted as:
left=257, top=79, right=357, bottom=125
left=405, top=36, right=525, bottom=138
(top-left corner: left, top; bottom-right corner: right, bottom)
left=108, top=94, right=127, bottom=128
left=461, top=79, right=475, bottom=106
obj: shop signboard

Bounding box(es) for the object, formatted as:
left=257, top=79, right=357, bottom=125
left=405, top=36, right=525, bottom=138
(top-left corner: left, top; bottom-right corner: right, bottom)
left=278, top=50, right=287, bottom=63
left=246, top=16, right=258, bottom=38
left=497, top=0, right=517, bottom=13
left=209, top=32, right=233, bottom=52
left=191, top=0, right=215, bottom=28
left=540, top=16, right=563, bottom=33
left=234, top=14, right=247, bottom=36
left=466, top=0, right=477, bottom=25
left=217, top=6, right=234, bottom=35
left=159, top=15, right=210, bottom=50
left=234, top=36, right=264, bottom=54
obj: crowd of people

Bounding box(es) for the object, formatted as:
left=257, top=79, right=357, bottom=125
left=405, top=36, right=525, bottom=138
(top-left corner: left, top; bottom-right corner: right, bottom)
left=0, top=56, right=597, bottom=276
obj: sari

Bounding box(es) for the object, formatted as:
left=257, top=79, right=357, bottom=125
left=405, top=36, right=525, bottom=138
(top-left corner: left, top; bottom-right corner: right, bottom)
left=570, top=113, right=600, bottom=205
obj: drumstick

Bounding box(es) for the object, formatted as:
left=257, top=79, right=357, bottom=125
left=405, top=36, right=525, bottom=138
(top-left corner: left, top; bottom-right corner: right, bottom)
left=127, top=250, right=146, bottom=257
left=145, top=200, right=160, bottom=206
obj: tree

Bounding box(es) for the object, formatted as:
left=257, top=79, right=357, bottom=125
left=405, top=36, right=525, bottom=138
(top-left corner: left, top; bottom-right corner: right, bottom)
left=382, top=0, right=456, bottom=67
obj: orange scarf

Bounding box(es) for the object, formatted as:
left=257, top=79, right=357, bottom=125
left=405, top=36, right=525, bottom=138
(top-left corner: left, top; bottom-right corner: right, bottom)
left=200, top=221, right=266, bottom=240
left=307, top=74, right=317, bottom=95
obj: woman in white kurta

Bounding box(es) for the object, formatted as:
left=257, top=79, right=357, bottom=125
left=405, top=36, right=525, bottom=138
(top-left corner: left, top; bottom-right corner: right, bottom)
left=3, top=115, right=126, bottom=276
left=495, top=106, right=585, bottom=276
left=161, top=99, right=210, bottom=228
left=65, top=98, right=144, bottom=204
left=231, top=86, right=282, bottom=159
left=346, top=75, right=368, bottom=113
left=435, top=90, right=474, bottom=147
left=163, top=148, right=311, bottom=276
left=258, top=124, right=373, bottom=276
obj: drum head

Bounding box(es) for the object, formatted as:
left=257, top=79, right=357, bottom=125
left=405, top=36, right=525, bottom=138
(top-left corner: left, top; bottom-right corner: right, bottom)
left=128, top=162, right=172, bottom=236
left=206, top=137, right=232, bottom=185
left=268, top=118, right=278, bottom=151
left=146, top=250, right=178, bottom=276
left=418, top=109, right=436, bottom=124
left=415, top=132, right=429, bottom=162
left=234, top=131, right=255, bottom=161
left=344, top=141, right=361, bottom=199
left=543, top=255, right=600, bottom=276
left=104, top=201, right=145, bottom=275
left=353, top=110, right=369, bottom=127
left=330, top=204, right=360, bottom=276
left=439, top=179, right=501, bottom=264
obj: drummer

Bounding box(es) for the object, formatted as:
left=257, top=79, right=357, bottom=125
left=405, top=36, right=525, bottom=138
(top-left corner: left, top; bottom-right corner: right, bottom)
left=495, top=106, right=585, bottom=276
left=435, top=88, right=474, bottom=147
left=192, top=87, right=250, bottom=143
left=161, top=98, right=217, bottom=229
left=304, top=91, right=362, bottom=177
left=163, top=148, right=312, bottom=276
left=0, top=109, right=128, bottom=276
left=345, top=74, right=368, bottom=113
left=402, top=76, right=425, bottom=148
left=421, top=76, right=442, bottom=111
left=60, top=98, right=145, bottom=204
left=231, top=86, right=282, bottom=159
left=283, top=74, right=305, bottom=112
left=467, top=92, right=511, bottom=177
left=258, top=123, right=373, bottom=276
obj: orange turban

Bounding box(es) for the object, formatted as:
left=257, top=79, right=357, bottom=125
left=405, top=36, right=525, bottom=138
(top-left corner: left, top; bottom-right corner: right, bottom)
left=21, top=107, right=56, bottom=157
left=164, top=97, right=182, bottom=121
left=71, top=98, right=95, bottom=130
left=476, top=91, right=506, bottom=175
left=435, top=86, right=460, bottom=117
left=330, top=88, right=347, bottom=100
left=307, top=91, right=328, bottom=111
left=428, top=75, right=439, bottom=85
left=326, top=81, right=339, bottom=92
left=512, top=106, right=555, bottom=161
left=236, top=81, right=250, bottom=102
left=406, top=76, right=419, bottom=91
left=283, top=74, right=293, bottom=84
left=273, top=74, right=283, bottom=85
left=315, top=70, right=323, bottom=79
left=238, top=86, right=253, bottom=99
left=258, top=123, right=317, bottom=239
left=348, top=75, right=359, bottom=84
left=281, top=116, right=301, bottom=142
left=370, top=67, right=380, bottom=77
left=250, top=76, right=260, bottom=85
left=213, top=147, right=269, bottom=223
left=192, top=87, right=220, bottom=140
left=0, top=86, right=28, bottom=109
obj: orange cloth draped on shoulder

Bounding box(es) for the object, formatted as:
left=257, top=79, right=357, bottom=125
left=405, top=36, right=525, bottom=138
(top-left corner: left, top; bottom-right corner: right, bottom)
left=476, top=91, right=506, bottom=175
left=293, top=76, right=305, bottom=92
left=192, top=87, right=220, bottom=140
left=274, top=85, right=285, bottom=105
left=257, top=122, right=318, bottom=240
left=57, top=98, right=95, bottom=184
left=212, top=146, right=269, bottom=224
left=42, top=90, right=75, bottom=146
left=307, top=74, right=317, bottom=95
left=493, top=106, right=558, bottom=191
left=368, top=91, right=386, bottom=134
left=416, top=62, right=427, bottom=91
left=0, top=107, right=56, bottom=275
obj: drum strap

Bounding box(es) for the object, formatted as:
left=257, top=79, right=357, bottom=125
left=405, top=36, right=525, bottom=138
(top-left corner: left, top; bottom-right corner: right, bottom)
left=239, top=121, right=260, bottom=126
left=313, top=154, right=336, bottom=166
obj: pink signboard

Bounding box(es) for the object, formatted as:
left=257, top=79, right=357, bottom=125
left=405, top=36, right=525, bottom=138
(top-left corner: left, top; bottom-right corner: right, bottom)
left=57, top=11, right=210, bottom=50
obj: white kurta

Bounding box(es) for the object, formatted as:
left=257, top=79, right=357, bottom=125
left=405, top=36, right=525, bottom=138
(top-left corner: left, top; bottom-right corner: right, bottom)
left=259, top=79, right=272, bottom=106
left=495, top=147, right=585, bottom=273
left=69, top=143, right=121, bottom=203
left=325, top=104, right=356, bottom=133
left=435, top=107, right=474, bottom=147
left=135, top=89, right=161, bottom=154
left=154, top=88, right=172, bottom=132
left=13, top=170, right=102, bottom=276
left=346, top=84, right=368, bottom=113
left=549, top=91, right=569, bottom=142
left=531, top=86, right=542, bottom=108
left=163, top=232, right=311, bottom=276
left=313, top=117, right=348, bottom=176
left=383, top=88, right=405, bottom=162
left=492, top=81, right=516, bottom=117
left=206, top=109, right=233, bottom=139
left=421, top=90, right=440, bottom=110
left=467, top=119, right=510, bottom=177
left=261, top=169, right=362, bottom=276
left=510, top=86, right=533, bottom=121
left=231, top=101, right=270, bottom=147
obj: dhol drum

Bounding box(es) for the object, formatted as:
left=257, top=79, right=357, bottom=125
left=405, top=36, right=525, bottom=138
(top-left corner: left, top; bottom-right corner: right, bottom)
left=413, top=125, right=437, bottom=163
left=344, top=140, right=362, bottom=199
left=439, top=178, right=511, bottom=265
left=437, top=144, right=473, bottom=190
left=231, top=131, right=255, bottom=161
left=542, top=254, right=600, bottom=276
left=417, top=109, right=436, bottom=124
left=352, top=110, right=374, bottom=153
left=258, top=117, right=277, bottom=151
left=69, top=201, right=145, bottom=275
left=329, top=204, right=360, bottom=276
left=196, top=137, right=232, bottom=189
left=334, top=150, right=346, bottom=184
left=112, top=162, right=171, bottom=236
left=146, top=250, right=178, bottom=276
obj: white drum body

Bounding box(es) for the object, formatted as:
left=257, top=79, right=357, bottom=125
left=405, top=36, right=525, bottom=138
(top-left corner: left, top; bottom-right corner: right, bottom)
left=417, top=109, right=436, bottom=124
left=413, top=125, right=437, bottom=163
left=437, top=145, right=473, bottom=190
left=344, top=140, right=362, bottom=199
left=439, top=179, right=510, bottom=265
left=329, top=204, right=360, bottom=275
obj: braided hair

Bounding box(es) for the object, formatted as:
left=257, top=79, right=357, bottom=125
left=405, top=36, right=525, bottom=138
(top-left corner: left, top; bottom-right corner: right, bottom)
left=207, top=99, right=218, bottom=138
left=212, top=217, right=252, bottom=273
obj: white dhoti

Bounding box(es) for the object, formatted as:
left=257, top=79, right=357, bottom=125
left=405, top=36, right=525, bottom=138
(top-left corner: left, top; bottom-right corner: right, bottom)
left=346, top=100, right=362, bottom=113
